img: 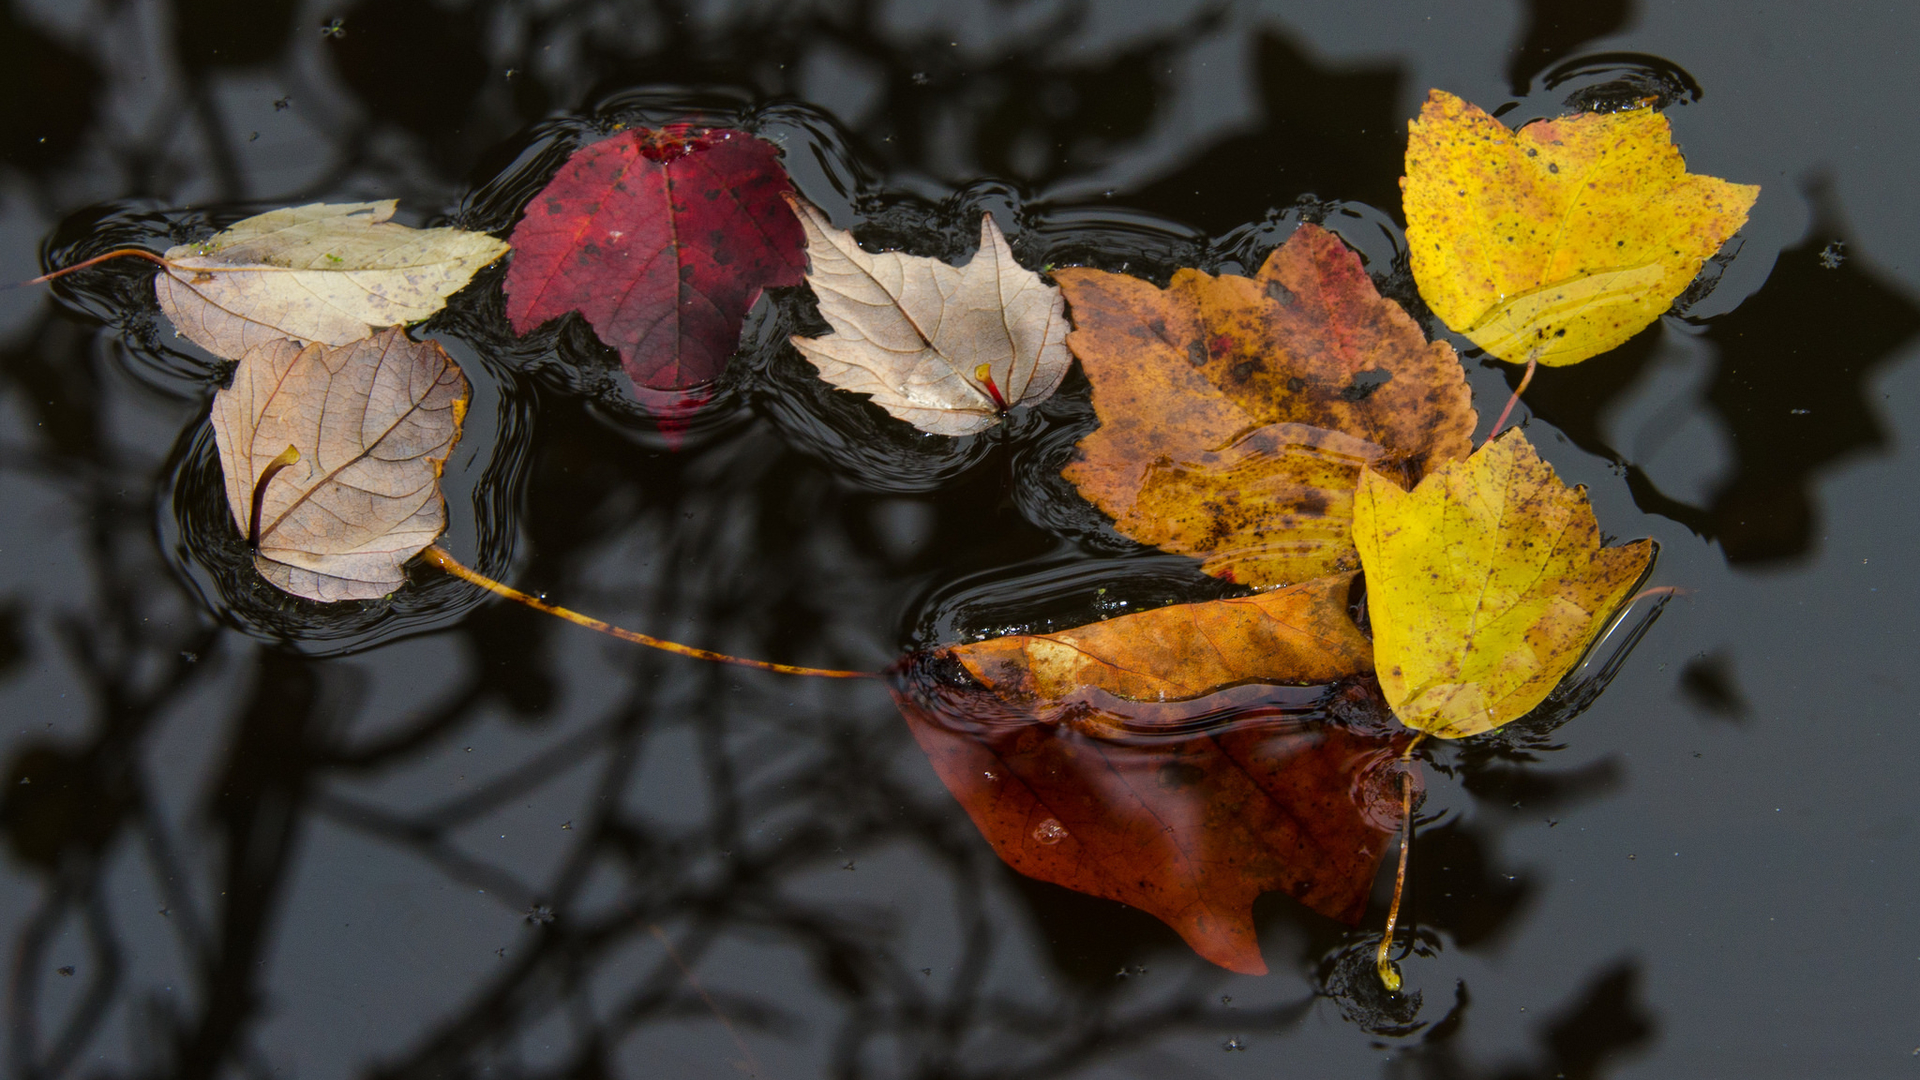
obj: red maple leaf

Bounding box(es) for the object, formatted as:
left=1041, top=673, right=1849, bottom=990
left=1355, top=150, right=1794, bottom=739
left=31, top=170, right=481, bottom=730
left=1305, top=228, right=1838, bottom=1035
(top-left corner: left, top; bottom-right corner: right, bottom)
left=891, top=656, right=1415, bottom=975
left=504, top=125, right=805, bottom=394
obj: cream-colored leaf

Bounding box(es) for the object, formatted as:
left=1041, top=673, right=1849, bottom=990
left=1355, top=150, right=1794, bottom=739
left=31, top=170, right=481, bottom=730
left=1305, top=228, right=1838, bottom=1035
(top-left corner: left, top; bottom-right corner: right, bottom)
left=787, top=197, right=1071, bottom=436
left=210, top=327, right=469, bottom=602
left=157, top=201, right=510, bottom=360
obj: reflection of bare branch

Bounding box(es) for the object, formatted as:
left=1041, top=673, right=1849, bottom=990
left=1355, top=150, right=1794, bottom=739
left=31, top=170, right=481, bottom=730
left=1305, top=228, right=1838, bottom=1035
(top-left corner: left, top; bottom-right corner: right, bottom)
left=310, top=791, right=541, bottom=907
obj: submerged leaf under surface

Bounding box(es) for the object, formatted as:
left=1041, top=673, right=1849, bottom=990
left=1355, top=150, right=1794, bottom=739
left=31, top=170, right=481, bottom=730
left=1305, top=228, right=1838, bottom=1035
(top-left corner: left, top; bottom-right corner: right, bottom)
left=893, top=653, right=1410, bottom=975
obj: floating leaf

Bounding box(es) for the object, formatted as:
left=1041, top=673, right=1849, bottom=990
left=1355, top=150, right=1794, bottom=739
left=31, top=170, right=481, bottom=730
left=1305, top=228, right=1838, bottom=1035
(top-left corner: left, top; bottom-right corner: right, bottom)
left=1352, top=429, right=1654, bottom=738
left=788, top=197, right=1071, bottom=436
left=892, top=574, right=1409, bottom=973
left=210, top=327, right=469, bottom=602
left=503, top=126, right=805, bottom=391
left=1054, top=225, right=1474, bottom=587
left=1403, top=89, right=1759, bottom=366
left=156, top=201, right=508, bottom=360
left=956, top=572, right=1372, bottom=705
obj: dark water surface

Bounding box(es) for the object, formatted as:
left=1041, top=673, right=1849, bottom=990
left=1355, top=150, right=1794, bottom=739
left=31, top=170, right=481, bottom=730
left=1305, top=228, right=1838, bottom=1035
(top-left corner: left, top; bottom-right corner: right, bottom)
left=4, top=1, right=1919, bottom=1077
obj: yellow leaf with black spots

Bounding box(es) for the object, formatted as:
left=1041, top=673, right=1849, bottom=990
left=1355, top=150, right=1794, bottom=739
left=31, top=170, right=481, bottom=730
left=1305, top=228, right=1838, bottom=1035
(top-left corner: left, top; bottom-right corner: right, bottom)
left=1403, top=89, right=1758, bottom=367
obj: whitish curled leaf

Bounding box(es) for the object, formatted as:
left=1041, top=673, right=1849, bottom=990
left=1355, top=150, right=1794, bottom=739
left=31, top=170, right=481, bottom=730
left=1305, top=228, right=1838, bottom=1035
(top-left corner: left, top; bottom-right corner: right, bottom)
left=787, top=197, right=1071, bottom=436
left=211, top=327, right=469, bottom=602
left=157, top=201, right=509, bottom=360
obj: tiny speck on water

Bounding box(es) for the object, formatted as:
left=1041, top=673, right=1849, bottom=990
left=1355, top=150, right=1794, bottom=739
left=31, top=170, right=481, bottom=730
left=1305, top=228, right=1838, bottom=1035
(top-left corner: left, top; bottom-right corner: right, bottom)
left=57, top=966, right=74, bottom=976
left=1224, top=1037, right=1246, bottom=1051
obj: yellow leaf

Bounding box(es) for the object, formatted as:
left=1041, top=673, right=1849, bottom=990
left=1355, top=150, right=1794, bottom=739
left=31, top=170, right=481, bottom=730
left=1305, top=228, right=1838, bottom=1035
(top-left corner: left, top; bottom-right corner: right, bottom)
left=1352, top=429, right=1653, bottom=738
left=1403, top=89, right=1759, bottom=367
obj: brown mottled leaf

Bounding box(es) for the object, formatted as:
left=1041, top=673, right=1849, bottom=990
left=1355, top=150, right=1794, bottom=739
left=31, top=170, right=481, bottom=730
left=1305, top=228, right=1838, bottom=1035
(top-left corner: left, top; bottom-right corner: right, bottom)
left=210, top=327, right=469, bottom=602
left=788, top=197, right=1071, bottom=436
left=157, top=201, right=508, bottom=360
left=1054, top=224, right=1476, bottom=587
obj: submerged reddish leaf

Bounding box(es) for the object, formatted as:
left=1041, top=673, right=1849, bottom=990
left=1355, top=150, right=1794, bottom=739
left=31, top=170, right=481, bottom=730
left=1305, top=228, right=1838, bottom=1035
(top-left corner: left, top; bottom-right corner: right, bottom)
left=891, top=581, right=1414, bottom=975
left=503, top=126, right=805, bottom=392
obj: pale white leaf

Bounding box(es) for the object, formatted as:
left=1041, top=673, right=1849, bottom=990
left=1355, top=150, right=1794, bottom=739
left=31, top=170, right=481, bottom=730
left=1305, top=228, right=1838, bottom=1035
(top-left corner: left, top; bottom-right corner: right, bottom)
left=787, top=197, right=1070, bottom=436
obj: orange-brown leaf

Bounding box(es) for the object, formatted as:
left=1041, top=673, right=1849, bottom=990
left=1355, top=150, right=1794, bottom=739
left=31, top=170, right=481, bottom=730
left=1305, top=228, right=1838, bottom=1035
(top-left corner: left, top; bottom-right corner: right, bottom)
left=956, top=572, right=1372, bottom=707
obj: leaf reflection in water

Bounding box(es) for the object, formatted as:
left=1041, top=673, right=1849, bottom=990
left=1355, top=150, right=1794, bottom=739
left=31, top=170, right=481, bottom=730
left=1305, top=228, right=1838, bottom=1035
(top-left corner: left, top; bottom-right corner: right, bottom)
left=891, top=652, right=1417, bottom=976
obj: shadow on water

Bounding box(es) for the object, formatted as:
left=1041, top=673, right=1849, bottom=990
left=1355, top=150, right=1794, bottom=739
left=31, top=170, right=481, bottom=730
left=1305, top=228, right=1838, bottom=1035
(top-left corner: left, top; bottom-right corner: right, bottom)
left=1133, top=30, right=1407, bottom=233
left=1385, top=962, right=1657, bottom=1080
left=1505, top=0, right=1637, bottom=97
left=1505, top=178, right=1920, bottom=565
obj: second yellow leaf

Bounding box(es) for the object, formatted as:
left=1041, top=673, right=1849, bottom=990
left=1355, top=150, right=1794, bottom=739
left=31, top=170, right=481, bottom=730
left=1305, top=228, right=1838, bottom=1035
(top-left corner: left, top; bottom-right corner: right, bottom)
left=1353, top=430, right=1653, bottom=738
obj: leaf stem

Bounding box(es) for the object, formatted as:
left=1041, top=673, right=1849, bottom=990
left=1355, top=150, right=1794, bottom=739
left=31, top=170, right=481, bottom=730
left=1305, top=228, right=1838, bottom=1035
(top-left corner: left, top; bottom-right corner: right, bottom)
left=26, top=247, right=175, bottom=285
left=1376, top=734, right=1424, bottom=991
left=422, top=545, right=875, bottom=680
left=1487, top=352, right=1538, bottom=441
left=973, top=363, right=1009, bottom=411
left=24, top=248, right=343, bottom=287
left=249, top=445, right=302, bottom=550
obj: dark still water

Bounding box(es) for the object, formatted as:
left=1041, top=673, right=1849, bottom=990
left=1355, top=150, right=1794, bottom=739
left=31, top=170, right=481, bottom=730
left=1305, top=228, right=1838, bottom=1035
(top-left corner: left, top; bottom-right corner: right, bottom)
left=3, top=1, right=1918, bottom=1077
